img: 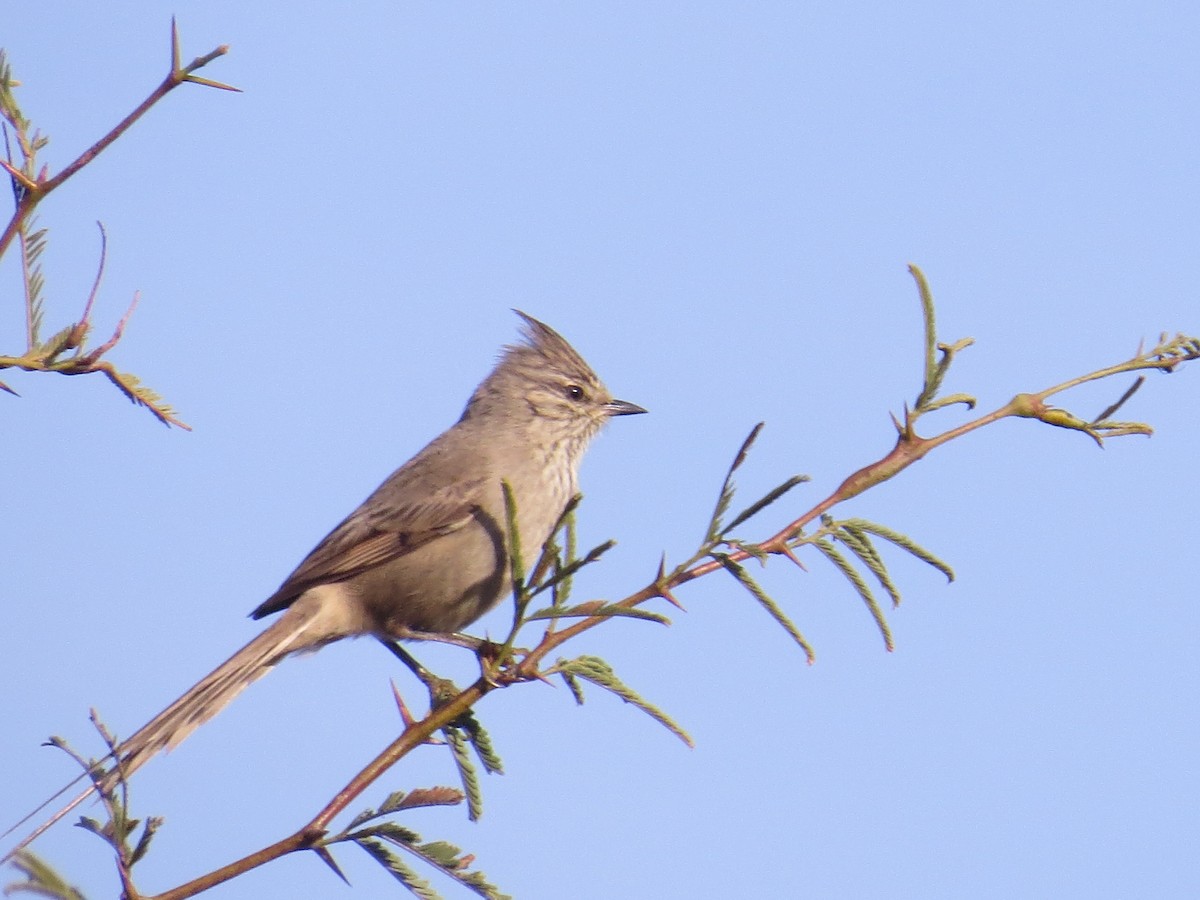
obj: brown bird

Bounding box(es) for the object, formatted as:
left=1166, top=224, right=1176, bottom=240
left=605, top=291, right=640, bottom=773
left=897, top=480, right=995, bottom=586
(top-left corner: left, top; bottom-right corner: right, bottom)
left=3, top=311, right=645, bottom=860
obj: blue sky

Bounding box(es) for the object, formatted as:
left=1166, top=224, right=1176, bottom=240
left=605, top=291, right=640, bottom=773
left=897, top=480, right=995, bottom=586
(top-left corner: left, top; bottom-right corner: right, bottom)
left=3, top=4, right=1198, bottom=898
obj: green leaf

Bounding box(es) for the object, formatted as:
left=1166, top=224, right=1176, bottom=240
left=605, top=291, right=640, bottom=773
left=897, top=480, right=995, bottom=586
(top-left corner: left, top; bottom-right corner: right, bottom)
left=839, top=518, right=955, bottom=582
left=443, top=726, right=483, bottom=822
left=364, top=828, right=513, bottom=900
left=500, top=480, right=525, bottom=606
left=417, top=841, right=462, bottom=867
left=837, top=525, right=903, bottom=608
left=100, top=366, right=190, bottom=430
left=346, top=787, right=464, bottom=830
left=3, top=850, right=86, bottom=900
left=364, top=822, right=422, bottom=845
left=75, top=816, right=104, bottom=838
left=19, top=219, right=48, bottom=346
left=525, top=602, right=670, bottom=625
left=920, top=392, right=977, bottom=413
left=555, top=500, right=580, bottom=606
left=556, top=655, right=693, bottom=747
left=529, top=539, right=616, bottom=600
left=712, top=553, right=815, bottom=664
left=560, top=669, right=585, bottom=705
left=910, top=263, right=939, bottom=410
left=128, top=816, right=163, bottom=865
left=706, top=422, right=764, bottom=541
left=357, top=837, right=442, bottom=900
left=37, top=322, right=77, bottom=359
left=814, top=539, right=894, bottom=651
left=455, top=709, right=504, bottom=776
left=725, top=474, right=810, bottom=532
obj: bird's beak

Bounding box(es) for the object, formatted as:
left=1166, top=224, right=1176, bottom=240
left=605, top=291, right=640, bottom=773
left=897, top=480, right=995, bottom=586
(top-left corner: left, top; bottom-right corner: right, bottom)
left=605, top=399, right=648, bottom=416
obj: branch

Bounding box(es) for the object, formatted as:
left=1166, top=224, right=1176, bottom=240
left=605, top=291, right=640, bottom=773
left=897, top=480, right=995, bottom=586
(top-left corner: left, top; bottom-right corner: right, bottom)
left=0, top=19, right=236, bottom=258
left=14, top=267, right=1198, bottom=898
left=0, top=21, right=235, bottom=426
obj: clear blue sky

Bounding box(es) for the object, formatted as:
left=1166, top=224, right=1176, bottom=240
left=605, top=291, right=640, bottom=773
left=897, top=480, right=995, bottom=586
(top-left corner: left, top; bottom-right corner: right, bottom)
left=4, top=4, right=1198, bottom=898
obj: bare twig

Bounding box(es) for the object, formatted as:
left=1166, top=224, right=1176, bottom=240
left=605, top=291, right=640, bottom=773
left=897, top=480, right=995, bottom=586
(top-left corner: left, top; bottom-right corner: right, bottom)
left=0, top=20, right=235, bottom=259
left=0, top=21, right=235, bottom=428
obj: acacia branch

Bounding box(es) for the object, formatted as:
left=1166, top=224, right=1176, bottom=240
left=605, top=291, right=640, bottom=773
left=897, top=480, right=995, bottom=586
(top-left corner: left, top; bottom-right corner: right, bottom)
left=14, top=269, right=1196, bottom=899
left=147, top=281, right=1198, bottom=898
left=0, top=19, right=235, bottom=259
left=145, top=687, right=488, bottom=900
left=0, top=20, right=235, bottom=427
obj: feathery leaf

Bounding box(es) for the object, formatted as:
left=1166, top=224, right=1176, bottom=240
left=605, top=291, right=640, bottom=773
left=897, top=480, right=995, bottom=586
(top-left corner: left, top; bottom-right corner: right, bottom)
left=456, top=709, right=504, bottom=775
left=443, top=726, right=483, bottom=822
left=839, top=518, right=955, bottom=582
left=726, top=474, right=810, bottom=532
left=556, top=655, right=693, bottom=747
left=346, top=787, right=464, bottom=830
left=357, top=838, right=442, bottom=900
left=526, top=602, right=670, bottom=625
left=529, top=539, right=616, bottom=600
left=814, top=539, right=894, bottom=651
left=712, top=553, right=815, bottom=664
left=560, top=669, right=586, bottom=705
left=706, top=422, right=765, bottom=541
left=3, top=849, right=86, bottom=900
left=837, top=525, right=903, bottom=608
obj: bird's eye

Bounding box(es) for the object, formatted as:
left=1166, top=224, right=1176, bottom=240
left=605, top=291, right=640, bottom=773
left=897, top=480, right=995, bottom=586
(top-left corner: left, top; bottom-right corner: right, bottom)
left=564, top=384, right=586, bottom=401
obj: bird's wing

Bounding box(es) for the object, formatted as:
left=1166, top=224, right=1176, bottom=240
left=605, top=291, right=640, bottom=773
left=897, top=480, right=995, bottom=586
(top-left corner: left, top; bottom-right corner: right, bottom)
left=251, top=472, right=491, bottom=618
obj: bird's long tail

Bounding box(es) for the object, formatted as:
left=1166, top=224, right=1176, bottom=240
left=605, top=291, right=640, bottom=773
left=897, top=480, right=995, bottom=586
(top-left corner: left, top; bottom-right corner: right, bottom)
left=3, top=600, right=334, bottom=862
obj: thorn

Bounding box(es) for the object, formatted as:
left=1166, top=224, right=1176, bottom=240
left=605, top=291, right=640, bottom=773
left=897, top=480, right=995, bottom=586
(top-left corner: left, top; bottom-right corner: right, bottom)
left=390, top=680, right=416, bottom=728
left=779, top=545, right=808, bottom=571
left=657, top=587, right=686, bottom=611
left=170, top=17, right=181, bottom=72
left=312, top=846, right=351, bottom=885
left=182, top=74, right=243, bottom=93
left=389, top=680, right=444, bottom=745
left=523, top=667, right=555, bottom=686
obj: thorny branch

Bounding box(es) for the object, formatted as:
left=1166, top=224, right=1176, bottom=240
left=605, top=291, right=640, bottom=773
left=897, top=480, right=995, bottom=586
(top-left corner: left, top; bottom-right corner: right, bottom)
left=41, top=266, right=1194, bottom=900
left=0, top=20, right=236, bottom=427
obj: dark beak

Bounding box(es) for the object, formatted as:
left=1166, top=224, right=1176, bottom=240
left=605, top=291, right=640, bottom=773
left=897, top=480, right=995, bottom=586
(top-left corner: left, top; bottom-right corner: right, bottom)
left=605, top=399, right=648, bottom=417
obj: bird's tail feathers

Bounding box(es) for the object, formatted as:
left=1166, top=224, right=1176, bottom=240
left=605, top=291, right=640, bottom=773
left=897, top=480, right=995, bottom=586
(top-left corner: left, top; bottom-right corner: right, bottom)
left=3, top=600, right=336, bottom=863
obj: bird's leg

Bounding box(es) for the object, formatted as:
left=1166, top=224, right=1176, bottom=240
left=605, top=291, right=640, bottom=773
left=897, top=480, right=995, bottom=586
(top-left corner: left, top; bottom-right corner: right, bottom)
left=377, top=638, right=459, bottom=707
left=381, top=631, right=515, bottom=691
left=389, top=628, right=510, bottom=683
left=393, top=628, right=485, bottom=652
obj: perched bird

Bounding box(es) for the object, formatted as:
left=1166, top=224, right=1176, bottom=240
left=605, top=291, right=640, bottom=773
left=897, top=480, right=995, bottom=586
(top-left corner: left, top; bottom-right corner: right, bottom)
left=4, top=310, right=645, bottom=859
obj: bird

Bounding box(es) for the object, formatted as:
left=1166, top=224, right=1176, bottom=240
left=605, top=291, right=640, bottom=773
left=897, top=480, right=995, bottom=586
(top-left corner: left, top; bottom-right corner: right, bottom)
left=3, top=310, right=645, bottom=859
